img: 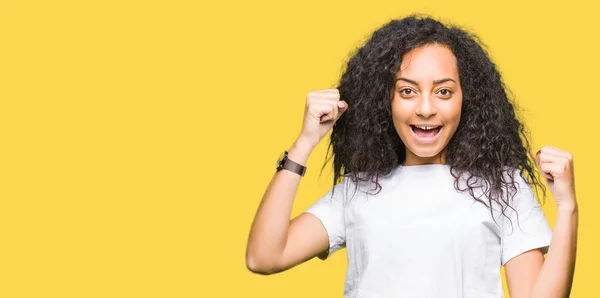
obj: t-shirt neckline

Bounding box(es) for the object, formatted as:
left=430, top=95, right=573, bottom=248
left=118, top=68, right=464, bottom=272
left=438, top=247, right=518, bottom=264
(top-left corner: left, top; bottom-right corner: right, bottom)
left=395, top=163, right=450, bottom=173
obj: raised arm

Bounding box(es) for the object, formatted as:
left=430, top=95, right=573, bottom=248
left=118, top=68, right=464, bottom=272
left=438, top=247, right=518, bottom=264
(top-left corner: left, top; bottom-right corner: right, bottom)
left=245, top=140, right=328, bottom=274
left=245, top=89, right=348, bottom=275
left=505, top=146, right=578, bottom=298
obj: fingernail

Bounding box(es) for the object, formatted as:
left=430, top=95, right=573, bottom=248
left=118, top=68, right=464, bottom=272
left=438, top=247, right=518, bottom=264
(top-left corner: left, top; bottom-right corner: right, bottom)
left=338, top=101, right=345, bottom=108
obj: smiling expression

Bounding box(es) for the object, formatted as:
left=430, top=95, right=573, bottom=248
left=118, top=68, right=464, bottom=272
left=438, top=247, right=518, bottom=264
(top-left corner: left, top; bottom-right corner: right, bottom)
left=391, top=43, right=463, bottom=166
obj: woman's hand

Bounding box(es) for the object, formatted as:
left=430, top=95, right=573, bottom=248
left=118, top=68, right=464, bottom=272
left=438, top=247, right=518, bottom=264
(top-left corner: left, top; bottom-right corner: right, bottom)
left=535, top=146, right=577, bottom=209
left=297, top=88, right=348, bottom=149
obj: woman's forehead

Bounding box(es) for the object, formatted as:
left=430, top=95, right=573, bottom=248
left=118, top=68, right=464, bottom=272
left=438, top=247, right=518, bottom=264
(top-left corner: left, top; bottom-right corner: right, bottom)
left=397, top=44, right=459, bottom=83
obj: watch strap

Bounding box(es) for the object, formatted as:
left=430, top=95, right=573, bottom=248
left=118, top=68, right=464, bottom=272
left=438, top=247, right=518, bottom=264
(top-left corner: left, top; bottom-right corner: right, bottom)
left=282, top=158, right=306, bottom=177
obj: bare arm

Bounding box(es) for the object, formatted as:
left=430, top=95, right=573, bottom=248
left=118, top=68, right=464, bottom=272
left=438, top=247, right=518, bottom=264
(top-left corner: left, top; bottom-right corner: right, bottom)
left=245, top=139, right=330, bottom=275
left=531, top=203, right=578, bottom=297
left=504, top=248, right=544, bottom=298
left=505, top=146, right=578, bottom=298
left=504, top=206, right=578, bottom=298
left=505, top=204, right=578, bottom=298
left=245, top=88, right=348, bottom=275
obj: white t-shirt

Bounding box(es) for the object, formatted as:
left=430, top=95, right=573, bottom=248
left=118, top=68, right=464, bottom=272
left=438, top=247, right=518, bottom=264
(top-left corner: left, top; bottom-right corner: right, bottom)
left=303, top=164, right=552, bottom=298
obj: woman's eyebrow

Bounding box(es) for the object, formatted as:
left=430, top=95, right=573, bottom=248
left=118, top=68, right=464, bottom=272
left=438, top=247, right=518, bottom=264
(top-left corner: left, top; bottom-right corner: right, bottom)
left=433, top=78, right=456, bottom=85
left=395, top=77, right=419, bottom=85
left=395, top=77, right=457, bottom=85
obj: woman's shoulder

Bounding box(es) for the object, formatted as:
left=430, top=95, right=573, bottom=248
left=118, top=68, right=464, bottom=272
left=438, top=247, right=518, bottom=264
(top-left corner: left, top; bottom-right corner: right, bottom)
left=342, top=165, right=401, bottom=183
left=501, top=166, right=532, bottom=188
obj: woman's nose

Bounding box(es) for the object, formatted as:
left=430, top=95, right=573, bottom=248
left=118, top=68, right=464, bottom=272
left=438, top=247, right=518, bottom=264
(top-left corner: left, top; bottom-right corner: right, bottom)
left=415, top=95, right=436, bottom=118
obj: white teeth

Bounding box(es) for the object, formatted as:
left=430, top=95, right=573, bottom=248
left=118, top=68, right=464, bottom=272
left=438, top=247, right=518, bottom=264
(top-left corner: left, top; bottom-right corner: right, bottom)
left=415, top=125, right=439, bottom=130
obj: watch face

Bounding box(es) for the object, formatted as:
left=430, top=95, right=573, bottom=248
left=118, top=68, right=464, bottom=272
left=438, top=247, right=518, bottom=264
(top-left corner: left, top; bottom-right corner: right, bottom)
left=276, top=151, right=286, bottom=168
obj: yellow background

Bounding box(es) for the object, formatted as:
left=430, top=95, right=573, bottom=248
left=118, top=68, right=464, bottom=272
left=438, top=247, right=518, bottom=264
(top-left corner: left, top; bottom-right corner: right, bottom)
left=1, top=0, right=598, bottom=297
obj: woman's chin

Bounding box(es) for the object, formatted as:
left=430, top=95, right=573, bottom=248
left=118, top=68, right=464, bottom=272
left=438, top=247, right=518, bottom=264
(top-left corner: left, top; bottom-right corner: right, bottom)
left=406, top=146, right=445, bottom=160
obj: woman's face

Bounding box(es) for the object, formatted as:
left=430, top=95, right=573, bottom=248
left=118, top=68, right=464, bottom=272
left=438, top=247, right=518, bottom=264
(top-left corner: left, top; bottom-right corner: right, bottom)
left=391, top=43, right=463, bottom=166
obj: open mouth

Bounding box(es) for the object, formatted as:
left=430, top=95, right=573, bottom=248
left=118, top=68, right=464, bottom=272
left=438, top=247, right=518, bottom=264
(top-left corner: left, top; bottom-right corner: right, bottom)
left=410, top=125, right=443, bottom=140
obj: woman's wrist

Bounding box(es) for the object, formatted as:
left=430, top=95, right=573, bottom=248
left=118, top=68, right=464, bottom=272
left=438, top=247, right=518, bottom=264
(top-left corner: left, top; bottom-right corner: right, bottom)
left=287, top=138, right=314, bottom=166
left=557, top=201, right=578, bottom=215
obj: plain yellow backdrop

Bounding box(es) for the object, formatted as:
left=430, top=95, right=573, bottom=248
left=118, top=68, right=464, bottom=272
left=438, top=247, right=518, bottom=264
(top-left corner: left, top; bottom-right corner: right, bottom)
left=1, top=0, right=598, bottom=297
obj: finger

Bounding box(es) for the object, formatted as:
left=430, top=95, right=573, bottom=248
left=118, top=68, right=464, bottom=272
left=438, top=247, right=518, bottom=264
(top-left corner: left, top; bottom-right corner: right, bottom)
left=319, top=92, right=341, bottom=99
left=538, top=152, right=572, bottom=168
left=540, top=163, right=555, bottom=181
left=313, top=96, right=341, bottom=107
left=320, top=97, right=342, bottom=106
left=307, top=90, right=340, bottom=101
left=330, top=102, right=339, bottom=121
left=535, top=150, right=549, bottom=168
left=540, top=162, right=565, bottom=181
left=538, top=153, right=558, bottom=164
left=315, top=98, right=344, bottom=117
left=312, top=103, right=336, bottom=122
left=542, top=172, right=554, bottom=181
left=539, top=146, right=572, bottom=159
left=335, top=101, right=348, bottom=121
left=537, top=147, right=561, bottom=159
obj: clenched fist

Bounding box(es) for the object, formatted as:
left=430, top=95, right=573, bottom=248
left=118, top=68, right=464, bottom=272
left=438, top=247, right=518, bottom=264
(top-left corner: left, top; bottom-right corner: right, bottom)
left=535, top=145, right=577, bottom=209
left=296, top=88, right=348, bottom=149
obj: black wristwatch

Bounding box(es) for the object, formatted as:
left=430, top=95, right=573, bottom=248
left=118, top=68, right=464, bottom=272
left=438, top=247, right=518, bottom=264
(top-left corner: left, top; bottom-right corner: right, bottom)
left=276, top=150, right=306, bottom=176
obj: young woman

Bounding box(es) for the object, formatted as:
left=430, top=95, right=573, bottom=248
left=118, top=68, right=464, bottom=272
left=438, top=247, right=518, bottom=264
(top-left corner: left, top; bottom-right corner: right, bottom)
left=246, top=15, right=577, bottom=298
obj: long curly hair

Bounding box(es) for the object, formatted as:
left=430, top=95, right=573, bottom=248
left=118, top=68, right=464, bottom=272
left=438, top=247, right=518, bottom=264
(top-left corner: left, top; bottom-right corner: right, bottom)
left=321, top=14, right=547, bottom=226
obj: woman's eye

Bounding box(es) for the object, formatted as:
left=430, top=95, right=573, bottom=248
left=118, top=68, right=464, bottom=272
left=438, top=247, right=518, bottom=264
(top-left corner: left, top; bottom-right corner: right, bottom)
left=400, top=89, right=413, bottom=95
left=438, top=89, right=452, bottom=97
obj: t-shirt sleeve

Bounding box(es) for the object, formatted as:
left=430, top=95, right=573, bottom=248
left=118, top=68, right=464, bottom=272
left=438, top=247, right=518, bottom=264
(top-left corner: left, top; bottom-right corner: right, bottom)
left=500, top=171, right=553, bottom=266
left=302, top=177, right=347, bottom=261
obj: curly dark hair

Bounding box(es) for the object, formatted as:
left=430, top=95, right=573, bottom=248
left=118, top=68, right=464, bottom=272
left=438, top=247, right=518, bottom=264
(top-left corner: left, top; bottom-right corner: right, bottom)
left=320, top=14, right=547, bottom=228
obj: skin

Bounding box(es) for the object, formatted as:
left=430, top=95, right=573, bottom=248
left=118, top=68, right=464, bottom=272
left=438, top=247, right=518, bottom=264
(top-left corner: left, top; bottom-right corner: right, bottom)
left=391, top=43, right=463, bottom=166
